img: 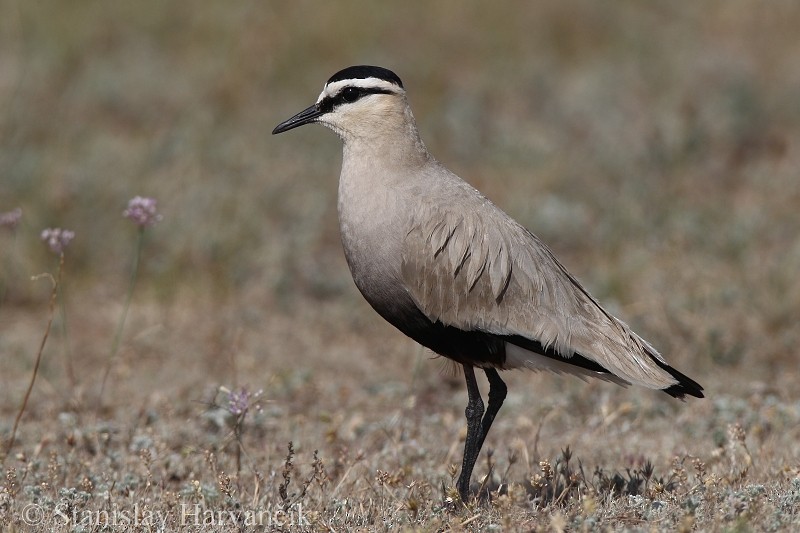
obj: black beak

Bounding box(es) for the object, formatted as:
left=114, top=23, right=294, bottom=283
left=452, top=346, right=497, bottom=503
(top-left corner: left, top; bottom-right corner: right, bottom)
left=272, top=104, right=324, bottom=135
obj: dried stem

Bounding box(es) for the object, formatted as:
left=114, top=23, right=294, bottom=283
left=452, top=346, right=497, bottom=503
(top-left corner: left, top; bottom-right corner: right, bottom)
left=5, top=253, right=63, bottom=456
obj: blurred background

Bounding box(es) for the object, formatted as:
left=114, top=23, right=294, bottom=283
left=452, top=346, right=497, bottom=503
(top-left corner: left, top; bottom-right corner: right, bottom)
left=1, top=1, right=799, bottom=420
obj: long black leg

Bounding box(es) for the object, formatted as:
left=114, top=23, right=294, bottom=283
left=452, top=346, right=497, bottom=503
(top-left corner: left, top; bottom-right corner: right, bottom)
left=456, top=365, right=484, bottom=502
left=478, top=368, right=507, bottom=453
left=456, top=367, right=508, bottom=502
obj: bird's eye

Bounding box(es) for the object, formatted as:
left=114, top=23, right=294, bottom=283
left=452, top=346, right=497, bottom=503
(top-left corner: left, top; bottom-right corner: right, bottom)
left=341, top=87, right=360, bottom=103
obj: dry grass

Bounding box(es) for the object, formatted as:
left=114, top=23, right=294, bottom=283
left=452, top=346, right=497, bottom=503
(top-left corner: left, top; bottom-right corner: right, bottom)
left=2, top=1, right=800, bottom=531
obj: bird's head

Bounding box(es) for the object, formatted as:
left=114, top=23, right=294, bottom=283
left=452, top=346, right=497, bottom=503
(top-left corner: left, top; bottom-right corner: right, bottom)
left=272, top=65, right=409, bottom=141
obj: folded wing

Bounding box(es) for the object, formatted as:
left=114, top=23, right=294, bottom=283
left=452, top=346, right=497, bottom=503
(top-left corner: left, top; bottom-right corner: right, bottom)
left=400, top=191, right=684, bottom=392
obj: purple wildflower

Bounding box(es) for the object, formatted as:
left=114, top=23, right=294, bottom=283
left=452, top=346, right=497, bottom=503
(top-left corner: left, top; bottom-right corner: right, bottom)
left=123, top=196, right=163, bottom=227
left=227, top=387, right=263, bottom=417
left=0, top=207, right=22, bottom=230
left=40, top=228, right=75, bottom=254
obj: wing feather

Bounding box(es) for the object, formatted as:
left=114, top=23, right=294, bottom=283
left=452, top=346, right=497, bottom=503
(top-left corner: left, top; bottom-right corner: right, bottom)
left=401, top=191, right=677, bottom=390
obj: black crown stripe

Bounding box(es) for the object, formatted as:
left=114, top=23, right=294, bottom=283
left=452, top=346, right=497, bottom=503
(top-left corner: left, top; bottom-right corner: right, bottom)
left=327, top=65, right=403, bottom=89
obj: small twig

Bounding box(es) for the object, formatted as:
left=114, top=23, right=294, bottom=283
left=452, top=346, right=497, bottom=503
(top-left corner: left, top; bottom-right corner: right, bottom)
left=552, top=480, right=574, bottom=507
left=251, top=472, right=262, bottom=508
left=331, top=452, right=364, bottom=497
left=6, top=254, right=63, bottom=455
left=458, top=514, right=482, bottom=528
left=531, top=405, right=555, bottom=461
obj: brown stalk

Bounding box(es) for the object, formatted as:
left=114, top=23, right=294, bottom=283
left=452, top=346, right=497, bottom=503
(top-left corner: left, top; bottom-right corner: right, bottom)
left=5, top=253, right=63, bottom=457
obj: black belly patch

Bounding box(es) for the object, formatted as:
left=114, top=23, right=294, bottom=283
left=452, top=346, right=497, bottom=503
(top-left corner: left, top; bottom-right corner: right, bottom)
left=359, top=285, right=703, bottom=399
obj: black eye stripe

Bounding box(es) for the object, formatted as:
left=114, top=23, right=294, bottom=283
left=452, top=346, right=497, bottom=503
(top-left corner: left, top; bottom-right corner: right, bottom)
left=318, top=87, right=395, bottom=113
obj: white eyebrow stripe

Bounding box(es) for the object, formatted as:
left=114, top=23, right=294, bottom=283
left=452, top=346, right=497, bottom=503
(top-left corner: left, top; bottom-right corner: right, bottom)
left=316, top=78, right=403, bottom=103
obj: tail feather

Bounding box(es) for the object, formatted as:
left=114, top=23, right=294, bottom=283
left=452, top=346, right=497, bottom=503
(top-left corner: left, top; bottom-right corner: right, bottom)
left=504, top=333, right=704, bottom=399
left=653, top=358, right=704, bottom=399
